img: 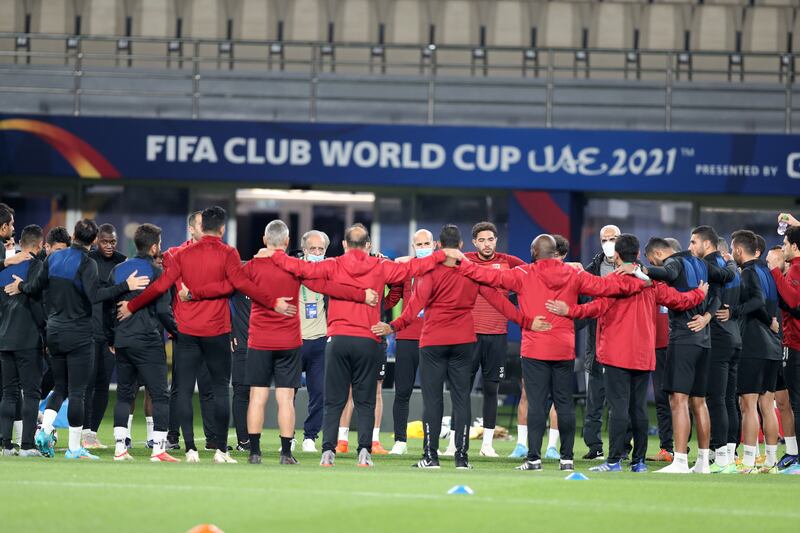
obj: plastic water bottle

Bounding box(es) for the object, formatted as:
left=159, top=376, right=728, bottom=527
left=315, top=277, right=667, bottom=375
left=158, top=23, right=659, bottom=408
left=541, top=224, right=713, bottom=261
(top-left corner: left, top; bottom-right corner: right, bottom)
left=778, top=220, right=788, bottom=236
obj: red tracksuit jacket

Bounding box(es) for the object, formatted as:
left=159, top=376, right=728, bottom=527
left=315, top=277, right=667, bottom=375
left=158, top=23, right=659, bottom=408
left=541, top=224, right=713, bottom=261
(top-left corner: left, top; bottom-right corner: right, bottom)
left=567, top=281, right=706, bottom=371
left=384, top=281, right=423, bottom=341
left=463, top=252, right=526, bottom=335
left=772, top=257, right=800, bottom=351
left=458, top=258, right=646, bottom=361
left=390, top=263, right=521, bottom=348
left=270, top=248, right=446, bottom=342
left=128, top=235, right=274, bottom=337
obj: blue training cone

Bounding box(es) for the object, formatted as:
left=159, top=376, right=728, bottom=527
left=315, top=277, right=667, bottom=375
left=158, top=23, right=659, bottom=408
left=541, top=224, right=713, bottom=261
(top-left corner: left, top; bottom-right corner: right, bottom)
left=565, top=472, right=589, bottom=481
left=448, top=485, right=475, bottom=495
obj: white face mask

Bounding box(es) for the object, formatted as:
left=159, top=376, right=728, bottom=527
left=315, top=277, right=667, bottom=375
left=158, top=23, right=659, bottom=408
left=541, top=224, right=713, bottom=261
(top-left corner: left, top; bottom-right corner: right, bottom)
left=602, top=241, right=616, bottom=259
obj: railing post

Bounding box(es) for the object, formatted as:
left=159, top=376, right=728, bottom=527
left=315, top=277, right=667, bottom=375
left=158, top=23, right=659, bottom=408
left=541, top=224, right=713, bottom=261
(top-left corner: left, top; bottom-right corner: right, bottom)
left=72, top=42, right=83, bottom=116
left=427, top=74, right=435, bottom=124
left=310, top=44, right=319, bottom=122
left=192, top=41, right=200, bottom=119
left=786, top=64, right=793, bottom=133
left=545, top=49, right=554, bottom=128
left=665, top=52, right=673, bottom=131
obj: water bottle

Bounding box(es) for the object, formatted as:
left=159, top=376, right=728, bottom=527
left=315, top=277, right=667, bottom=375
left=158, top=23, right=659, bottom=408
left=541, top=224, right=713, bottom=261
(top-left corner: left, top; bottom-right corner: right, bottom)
left=778, top=220, right=788, bottom=236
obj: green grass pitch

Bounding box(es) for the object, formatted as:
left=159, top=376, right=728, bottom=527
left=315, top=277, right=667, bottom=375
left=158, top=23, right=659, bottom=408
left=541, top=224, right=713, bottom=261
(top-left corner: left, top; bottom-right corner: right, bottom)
left=1, top=399, right=798, bottom=533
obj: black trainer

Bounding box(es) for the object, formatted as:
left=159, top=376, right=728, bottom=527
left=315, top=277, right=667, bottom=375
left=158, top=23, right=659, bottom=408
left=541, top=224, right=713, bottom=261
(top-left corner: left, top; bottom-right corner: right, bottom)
left=559, top=461, right=574, bottom=471
left=516, top=460, right=542, bottom=471
left=454, top=452, right=473, bottom=470
left=248, top=454, right=262, bottom=464
left=582, top=449, right=604, bottom=461
left=280, top=454, right=299, bottom=465
left=414, top=454, right=441, bottom=469
left=236, top=441, right=250, bottom=452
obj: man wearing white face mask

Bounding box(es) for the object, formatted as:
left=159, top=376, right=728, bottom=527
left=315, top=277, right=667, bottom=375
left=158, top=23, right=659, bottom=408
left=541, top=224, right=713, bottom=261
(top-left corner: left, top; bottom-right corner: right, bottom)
left=383, top=229, right=436, bottom=455
left=581, top=224, right=621, bottom=461
left=299, top=230, right=333, bottom=453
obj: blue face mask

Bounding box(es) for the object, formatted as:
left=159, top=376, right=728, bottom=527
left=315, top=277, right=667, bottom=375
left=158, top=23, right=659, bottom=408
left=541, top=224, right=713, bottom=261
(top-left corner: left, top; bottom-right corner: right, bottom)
left=306, top=253, right=325, bottom=262
left=415, top=248, right=434, bottom=258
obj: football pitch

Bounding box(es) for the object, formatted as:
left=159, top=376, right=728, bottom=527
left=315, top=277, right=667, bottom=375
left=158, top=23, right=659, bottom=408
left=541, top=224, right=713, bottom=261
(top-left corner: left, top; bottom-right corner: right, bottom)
left=1, top=407, right=798, bottom=533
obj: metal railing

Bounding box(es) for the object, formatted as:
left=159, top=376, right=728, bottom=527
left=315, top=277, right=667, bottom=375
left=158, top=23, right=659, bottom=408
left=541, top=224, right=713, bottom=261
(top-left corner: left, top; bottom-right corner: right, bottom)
left=0, top=33, right=797, bottom=132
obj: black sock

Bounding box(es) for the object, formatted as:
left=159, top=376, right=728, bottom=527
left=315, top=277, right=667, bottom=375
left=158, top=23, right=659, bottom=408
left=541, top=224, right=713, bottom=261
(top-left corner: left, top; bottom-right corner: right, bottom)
left=280, top=436, right=292, bottom=455
left=249, top=434, right=261, bottom=455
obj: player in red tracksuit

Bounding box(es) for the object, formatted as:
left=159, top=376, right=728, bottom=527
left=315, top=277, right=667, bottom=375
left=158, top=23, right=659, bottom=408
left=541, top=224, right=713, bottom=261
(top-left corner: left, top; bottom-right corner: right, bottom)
left=261, top=223, right=452, bottom=467
left=770, top=225, right=800, bottom=467
left=372, top=225, right=524, bottom=469
left=161, top=211, right=216, bottom=451
left=382, top=229, right=435, bottom=455
left=452, top=234, right=649, bottom=471
left=458, top=221, right=526, bottom=457
left=546, top=234, right=707, bottom=472
left=648, top=299, right=674, bottom=461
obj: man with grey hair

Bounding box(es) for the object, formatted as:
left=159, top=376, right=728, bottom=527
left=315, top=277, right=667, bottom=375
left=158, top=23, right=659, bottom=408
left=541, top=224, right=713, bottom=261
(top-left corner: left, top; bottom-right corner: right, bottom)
left=188, top=220, right=376, bottom=465
left=580, top=224, right=622, bottom=461
left=299, top=229, right=333, bottom=453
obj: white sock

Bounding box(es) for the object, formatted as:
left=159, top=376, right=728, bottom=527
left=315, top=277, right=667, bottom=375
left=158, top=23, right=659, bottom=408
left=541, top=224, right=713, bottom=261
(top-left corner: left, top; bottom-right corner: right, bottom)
left=743, top=445, right=757, bottom=467
left=560, top=458, right=573, bottom=465
left=114, top=426, right=128, bottom=455
left=517, top=425, right=528, bottom=446
left=68, top=426, right=82, bottom=452
left=727, top=442, right=737, bottom=458
left=372, top=427, right=380, bottom=442
left=338, top=427, right=349, bottom=441
left=765, top=444, right=778, bottom=467
left=673, top=452, right=688, bottom=466
left=13, top=420, right=22, bottom=446
left=546, top=428, right=559, bottom=449
left=482, top=427, right=494, bottom=448
left=785, top=436, right=798, bottom=456
left=714, top=446, right=729, bottom=467
left=41, top=409, right=57, bottom=434
left=146, top=417, right=154, bottom=442
left=127, top=414, right=133, bottom=440
left=81, top=428, right=91, bottom=437
left=151, top=430, right=167, bottom=455
left=697, top=448, right=710, bottom=468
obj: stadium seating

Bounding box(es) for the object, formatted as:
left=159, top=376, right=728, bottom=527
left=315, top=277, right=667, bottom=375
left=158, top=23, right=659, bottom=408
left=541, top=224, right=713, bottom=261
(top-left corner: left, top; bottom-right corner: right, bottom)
left=0, top=0, right=797, bottom=81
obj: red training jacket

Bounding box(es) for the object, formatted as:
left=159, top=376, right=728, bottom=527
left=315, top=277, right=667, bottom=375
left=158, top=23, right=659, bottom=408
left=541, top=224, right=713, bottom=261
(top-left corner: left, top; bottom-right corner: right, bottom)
left=384, top=281, right=422, bottom=341
left=463, top=252, right=526, bottom=335
left=458, top=258, right=646, bottom=361
left=391, top=262, right=521, bottom=348
left=568, top=281, right=705, bottom=371
left=655, top=304, right=670, bottom=349
left=772, top=257, right=800, bottom=351
left=161, top=240, right=192, bottom=330
left=270, top=248, right=446, bottom=342
left=128, top=235, right=275, bottom=337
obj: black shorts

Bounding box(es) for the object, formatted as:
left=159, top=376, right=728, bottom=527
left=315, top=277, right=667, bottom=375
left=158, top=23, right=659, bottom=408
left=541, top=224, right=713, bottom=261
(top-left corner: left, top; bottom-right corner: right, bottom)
left=776, top=362, right=787, bottom=392
left=663, top=344, right=710, bottom=397
left=245, top=347, right=301, bottom=388
left=377, top=346, right=387, bottom=381
left=737, top=358, right=781, bottom=395
left=470, top=334, right=507, bottom=383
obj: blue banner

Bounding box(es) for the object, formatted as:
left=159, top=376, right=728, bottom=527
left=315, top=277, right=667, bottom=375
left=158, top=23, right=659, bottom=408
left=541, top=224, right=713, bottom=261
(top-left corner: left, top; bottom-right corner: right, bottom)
left=2, top=114, right=799, bottom=194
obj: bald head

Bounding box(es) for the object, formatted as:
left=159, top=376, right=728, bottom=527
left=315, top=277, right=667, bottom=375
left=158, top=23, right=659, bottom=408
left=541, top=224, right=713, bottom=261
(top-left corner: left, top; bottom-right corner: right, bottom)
left=531, top=234, right=557, bottom=261
left=344, top=223, right=370, bottom=251
left=412, top=228, right=434, bottom=254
